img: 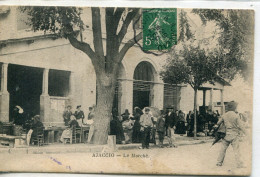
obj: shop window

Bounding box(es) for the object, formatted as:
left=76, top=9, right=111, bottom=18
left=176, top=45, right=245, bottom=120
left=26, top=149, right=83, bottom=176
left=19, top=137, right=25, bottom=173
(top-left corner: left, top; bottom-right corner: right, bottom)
left=48, top=70, right=70, bottom=97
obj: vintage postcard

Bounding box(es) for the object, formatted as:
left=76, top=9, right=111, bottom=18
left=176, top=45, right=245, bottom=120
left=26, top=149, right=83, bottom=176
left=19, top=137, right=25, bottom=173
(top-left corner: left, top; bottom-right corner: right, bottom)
left=0, top=4, right=254, bottom=176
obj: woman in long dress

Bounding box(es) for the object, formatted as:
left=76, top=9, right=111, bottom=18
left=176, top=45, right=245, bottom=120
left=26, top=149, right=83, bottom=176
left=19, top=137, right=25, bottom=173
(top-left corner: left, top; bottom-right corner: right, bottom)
left=132, top=107, right=143, bottom=143
left=110, top=114, right=125, bottom=144
left=122, top=114, right=134, bottom=144
left=60, top=115, right=79, bottom=143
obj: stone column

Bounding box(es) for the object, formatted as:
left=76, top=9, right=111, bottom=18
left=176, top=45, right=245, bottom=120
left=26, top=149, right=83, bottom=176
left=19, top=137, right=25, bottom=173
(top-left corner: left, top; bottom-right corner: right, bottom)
left=220, top=89, right=225, bottom=115
left=40, top=68, right=50, bottom=125
left=151, top=83, right=164, bottom=110
left=209, top=88, right=213, bottom=111
left=42, top=68, right=49, bottom=96
left=68, top=71, right=76, bottom=108
left=203, top=89, right=206, bottom=107
left=0, top=63, right=10, bottom=122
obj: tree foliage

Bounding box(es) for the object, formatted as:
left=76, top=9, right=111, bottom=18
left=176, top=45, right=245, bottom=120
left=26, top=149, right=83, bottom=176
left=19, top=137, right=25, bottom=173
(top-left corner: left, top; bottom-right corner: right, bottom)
left=192, top=9, right=254, bottom=82
left=160, top=44, right=218, bottom=90
left=20, top=7, right=83, bottom=37
left=161, top=8, right=254, bottom=137
left=161, top=9, right=254, bottom=88
left=20, top=7, right=142, bottom=70
left=178, top=10, right=194, bottom=42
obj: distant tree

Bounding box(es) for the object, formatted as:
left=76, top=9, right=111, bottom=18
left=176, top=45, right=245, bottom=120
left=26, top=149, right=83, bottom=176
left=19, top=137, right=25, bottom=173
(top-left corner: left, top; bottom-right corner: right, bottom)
left=21, top=7, right=142, bottom=144
left=160, top=9, right=254, bottom=137
left=192, top=9, right=254, bottom=83
left=160, top=43, right=218, bottom=136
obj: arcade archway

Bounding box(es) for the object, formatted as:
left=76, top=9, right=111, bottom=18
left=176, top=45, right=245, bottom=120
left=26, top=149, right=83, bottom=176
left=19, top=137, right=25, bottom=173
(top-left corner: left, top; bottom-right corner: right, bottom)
left=133, top=61, right=156, bottom=109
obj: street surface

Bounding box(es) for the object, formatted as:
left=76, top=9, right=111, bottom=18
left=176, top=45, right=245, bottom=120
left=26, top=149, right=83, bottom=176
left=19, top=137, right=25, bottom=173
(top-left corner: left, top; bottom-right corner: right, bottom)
left=0, top=141, right=251, bottom=175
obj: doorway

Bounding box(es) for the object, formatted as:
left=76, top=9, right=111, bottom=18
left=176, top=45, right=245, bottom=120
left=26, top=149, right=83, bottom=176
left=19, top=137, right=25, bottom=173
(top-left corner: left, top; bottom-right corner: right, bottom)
left=133, top=61, right=155, bottom=110
left=8, top=64, right=43, bottom=121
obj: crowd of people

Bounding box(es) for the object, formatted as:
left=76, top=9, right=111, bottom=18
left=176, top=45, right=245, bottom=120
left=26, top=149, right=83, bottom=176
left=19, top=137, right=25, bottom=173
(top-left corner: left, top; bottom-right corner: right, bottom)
left=60, top=105, right=95, bottom=143
left=9, top=105, right=45, bottom=145
left=109, top=106, right=209, bottom=149
left=186, top=109, right=221, bottom=137
left=7, top=102, right=249, bottom=153
left=6, top=101, right=249, bottom=168
left=8, top=104, right=95, bottom=145
left=109, top=105, right=249, bottom=149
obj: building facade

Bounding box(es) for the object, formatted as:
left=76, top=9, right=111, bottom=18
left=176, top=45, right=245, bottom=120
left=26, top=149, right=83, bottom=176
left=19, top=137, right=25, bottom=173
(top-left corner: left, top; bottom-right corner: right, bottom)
left=0, top=7, right=226, bottom=126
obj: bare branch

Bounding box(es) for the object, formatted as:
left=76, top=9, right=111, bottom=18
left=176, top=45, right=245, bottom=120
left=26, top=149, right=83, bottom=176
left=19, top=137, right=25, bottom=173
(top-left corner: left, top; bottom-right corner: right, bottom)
left=67, top=34, right=106, bottom=72
left=117, top=8, right=140, bottom=43
left=189, top=82, right=195, bottom=89
left=91, top=7, right=105, bottom=57
left=118, top=32, right=142, bottom=61
left=113, top=8, right=125, bottom=31
left=67, top=34, right=96, bottom=59
left=105, top=7, right=119, bottom=70
left=105, top=8, right=115, bottom=36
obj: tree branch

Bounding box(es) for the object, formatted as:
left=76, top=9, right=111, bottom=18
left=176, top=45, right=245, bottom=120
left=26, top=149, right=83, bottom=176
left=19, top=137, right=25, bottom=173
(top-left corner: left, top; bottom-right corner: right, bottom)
left=105, top=7, right=119, bottom=72
left=67, top=34, right=106, bottom=72
left=117, top=8, right=140, bottom=43
left=91, top=7, right=105, bottom=57
left=67, top=34, right=96, bottom=59
left=113, top=8, right=125, bottom=31
left=105, top=8, right=115, bottom=36
left=118, top=31, right=142, bottom=61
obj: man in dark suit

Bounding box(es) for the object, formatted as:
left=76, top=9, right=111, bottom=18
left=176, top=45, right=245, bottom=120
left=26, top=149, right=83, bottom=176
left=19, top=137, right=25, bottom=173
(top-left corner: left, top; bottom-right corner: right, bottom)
left=74, top=105, right=85, bottom=125
left=63, top=105, right=72, bottom=126
left=165, top=106, right=178, bottom=148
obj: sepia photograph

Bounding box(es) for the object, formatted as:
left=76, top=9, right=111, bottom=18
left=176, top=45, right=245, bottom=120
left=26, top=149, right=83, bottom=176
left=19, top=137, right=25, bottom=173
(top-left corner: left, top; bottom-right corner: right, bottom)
left=0, top=4, right=255, bottom=176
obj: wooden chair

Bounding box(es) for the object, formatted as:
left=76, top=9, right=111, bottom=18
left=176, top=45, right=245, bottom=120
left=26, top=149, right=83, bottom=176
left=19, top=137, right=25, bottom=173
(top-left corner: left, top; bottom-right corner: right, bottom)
left=83, top=129, right=89, bottom=144
left=32, top=127, right=44, bottom=146
left=63, top=128, right=73, bottom=144
left=72, top=126, right=82, bottom=144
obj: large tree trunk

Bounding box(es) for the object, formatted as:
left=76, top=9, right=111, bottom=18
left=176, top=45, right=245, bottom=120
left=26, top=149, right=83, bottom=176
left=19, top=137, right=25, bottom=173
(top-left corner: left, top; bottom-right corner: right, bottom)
left=65, top=8, right=141, bottom=145
left=193, top=88, right=198, bottom=138
left=91, top=72, right=118, bottom=145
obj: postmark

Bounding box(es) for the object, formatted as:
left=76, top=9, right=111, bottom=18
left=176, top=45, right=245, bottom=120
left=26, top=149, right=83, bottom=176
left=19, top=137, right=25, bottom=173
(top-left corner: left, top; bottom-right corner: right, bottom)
left=142, top=8, right=177, bottom=51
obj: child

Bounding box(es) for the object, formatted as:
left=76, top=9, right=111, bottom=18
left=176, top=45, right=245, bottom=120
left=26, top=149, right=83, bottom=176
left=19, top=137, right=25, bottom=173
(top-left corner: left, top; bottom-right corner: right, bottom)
left=156, top=110, right=166, bottom=148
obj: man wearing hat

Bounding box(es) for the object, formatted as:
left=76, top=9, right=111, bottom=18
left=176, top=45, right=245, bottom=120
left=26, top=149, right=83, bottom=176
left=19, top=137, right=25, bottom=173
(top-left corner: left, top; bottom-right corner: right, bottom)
left=216, top=101, right=247, bottom=168
left=63, top=105, right=72, bottom=126
left=88, top=107, right=95, bottom=120
left=74, top=105, right=85, bottom=126
left=140, top=107, right=153, bottom=149
left=30, top=115, right=44, bottom=145
left=165, top=106, right=178, bottom=148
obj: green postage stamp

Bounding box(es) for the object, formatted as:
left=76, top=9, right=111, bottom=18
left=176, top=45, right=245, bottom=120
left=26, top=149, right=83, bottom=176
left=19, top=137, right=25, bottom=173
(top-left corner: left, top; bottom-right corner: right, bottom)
left=142, top=8, right=177, bottom=51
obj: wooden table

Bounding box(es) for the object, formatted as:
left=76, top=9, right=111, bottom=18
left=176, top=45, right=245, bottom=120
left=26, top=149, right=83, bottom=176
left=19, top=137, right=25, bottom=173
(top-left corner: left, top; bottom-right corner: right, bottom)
left=44, top=126, right=67, bottom=144
left=44, top=126, right=90, bottom=144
